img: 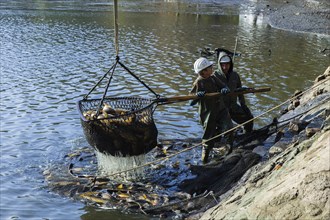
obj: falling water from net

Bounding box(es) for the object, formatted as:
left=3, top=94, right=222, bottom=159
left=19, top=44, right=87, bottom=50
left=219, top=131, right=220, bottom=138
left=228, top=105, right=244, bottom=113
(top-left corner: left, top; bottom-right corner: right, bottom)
left=95, top=151, right=147, bottom=180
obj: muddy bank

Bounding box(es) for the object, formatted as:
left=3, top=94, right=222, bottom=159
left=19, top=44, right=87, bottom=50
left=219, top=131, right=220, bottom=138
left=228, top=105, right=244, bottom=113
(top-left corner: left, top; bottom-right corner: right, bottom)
left=257, top=0, right=330, bottom=35
left=199, top=66, right=330, bottom=220
left=119, top=0, right=330, bottom=35
left=42, top=1, right=329, bottom=217
left=44, top=67, right=330, bottom=219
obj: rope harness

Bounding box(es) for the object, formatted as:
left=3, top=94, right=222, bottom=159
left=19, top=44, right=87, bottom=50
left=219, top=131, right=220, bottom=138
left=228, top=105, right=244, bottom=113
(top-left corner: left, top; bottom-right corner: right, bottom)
left=73, top=76, right=329, bottom=178
left=72, top=0, right=330, bottom=214
left=77, top=0, right=162, bottom=157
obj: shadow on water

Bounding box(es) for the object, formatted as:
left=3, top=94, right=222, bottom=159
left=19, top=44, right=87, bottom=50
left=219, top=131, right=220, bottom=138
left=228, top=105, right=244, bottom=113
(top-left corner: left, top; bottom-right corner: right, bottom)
left=0, top=0, right=329, bottom=219
left=81, top=206, right=151, bottom=220
left=45, top=139, right=202, bottom=219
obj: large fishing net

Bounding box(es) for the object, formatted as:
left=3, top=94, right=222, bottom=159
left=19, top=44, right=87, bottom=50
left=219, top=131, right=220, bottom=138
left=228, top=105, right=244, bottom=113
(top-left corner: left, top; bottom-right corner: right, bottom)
left=78, top=96, right=158, bottom=156
left=77, top=57, right=160, bottom=157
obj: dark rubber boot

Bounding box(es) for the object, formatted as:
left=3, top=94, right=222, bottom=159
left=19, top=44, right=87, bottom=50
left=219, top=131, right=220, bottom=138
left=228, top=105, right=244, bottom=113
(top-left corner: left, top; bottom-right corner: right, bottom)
left=202, top=147, right=210, bottom=164
left=244, top=121, right=254, bottom=133
left=226, top=144, right=233, bottom=155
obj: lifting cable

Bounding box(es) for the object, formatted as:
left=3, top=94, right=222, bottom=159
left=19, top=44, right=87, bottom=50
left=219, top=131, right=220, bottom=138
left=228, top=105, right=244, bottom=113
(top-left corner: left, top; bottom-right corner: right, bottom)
left=82, top=0, right=159, bottom=106
left=77, top=1, right=330, bottom=177
left=71, top=77, right=329, bottom=180
left=72, top=77, right=329, bottom=179
left=114, top=0, right=119, bottom=57
left=142, top=77, right=330, bottom=214
left=104, top=76, right=330, bottom=177
left=112, top=0, right=159, bottom=98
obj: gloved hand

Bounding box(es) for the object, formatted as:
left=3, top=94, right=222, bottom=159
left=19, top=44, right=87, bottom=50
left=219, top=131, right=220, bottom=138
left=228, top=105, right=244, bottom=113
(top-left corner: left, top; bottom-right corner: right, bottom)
left=196, top=91, right=206, bottom=97
left=220, top=87, right=230, bottom=95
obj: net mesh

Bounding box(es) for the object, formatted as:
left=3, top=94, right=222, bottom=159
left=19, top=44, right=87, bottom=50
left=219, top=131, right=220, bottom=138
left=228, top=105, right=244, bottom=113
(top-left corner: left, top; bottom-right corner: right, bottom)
left=77, top=97, right=158, bottom=156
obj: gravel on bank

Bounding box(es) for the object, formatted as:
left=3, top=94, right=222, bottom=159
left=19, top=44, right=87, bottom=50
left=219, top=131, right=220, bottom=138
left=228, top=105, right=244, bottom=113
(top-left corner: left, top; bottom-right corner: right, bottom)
left=256, top=0, right=330, bottom=35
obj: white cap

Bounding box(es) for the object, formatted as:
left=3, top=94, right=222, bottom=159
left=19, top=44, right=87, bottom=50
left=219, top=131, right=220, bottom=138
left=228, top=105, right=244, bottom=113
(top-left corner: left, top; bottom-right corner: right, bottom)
left=194, top=57, right=213, bottom=74
left=219, top=55, right=231, bottom=63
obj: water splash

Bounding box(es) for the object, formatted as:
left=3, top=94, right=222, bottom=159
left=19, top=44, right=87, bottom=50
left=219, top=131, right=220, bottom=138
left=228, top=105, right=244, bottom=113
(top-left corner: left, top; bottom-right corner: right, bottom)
left=95, top=151, right=146, bottom=180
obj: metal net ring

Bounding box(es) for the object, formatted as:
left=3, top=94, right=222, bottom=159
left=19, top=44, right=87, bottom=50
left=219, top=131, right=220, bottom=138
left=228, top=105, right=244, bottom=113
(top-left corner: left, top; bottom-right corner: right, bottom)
left=77, top=97, right=158, bottom=157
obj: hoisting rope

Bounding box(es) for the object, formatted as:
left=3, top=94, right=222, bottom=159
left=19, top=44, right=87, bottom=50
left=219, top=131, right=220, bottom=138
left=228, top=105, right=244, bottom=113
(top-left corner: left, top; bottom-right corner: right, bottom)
left=114, top=0, right=119, bottom=56
left=82, top=62, right=117, bottom=100
left=111, top=0, right=159, bottom=97
left=96, top=76, right=330, bottom=177
left=198, top=76, right=329, bottom=146
left=82, top=0, right=159, bottom=105
left=112, top=0, right=159, bottom=98
left=70, top=76, right=329, bottom=213
left=95, top=61, right=118, bottom=116
left=72, top=81, right=329, bottom=213
left=72, top=77, right=329, bottom=179
left=117, top=59, right=160, bottom=98
left=70, top=76, right=330, bottom=179
left=140, top=77, right=330, bottom=214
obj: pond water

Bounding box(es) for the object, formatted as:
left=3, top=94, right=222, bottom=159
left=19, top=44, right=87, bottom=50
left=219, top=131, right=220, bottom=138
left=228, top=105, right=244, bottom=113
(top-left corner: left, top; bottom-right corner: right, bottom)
left=0, top=0, right=329, bottom=219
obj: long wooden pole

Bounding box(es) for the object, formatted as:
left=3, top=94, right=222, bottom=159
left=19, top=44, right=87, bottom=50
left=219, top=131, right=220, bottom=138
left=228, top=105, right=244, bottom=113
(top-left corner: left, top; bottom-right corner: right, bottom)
left=156, top=87, right=271, bottom=105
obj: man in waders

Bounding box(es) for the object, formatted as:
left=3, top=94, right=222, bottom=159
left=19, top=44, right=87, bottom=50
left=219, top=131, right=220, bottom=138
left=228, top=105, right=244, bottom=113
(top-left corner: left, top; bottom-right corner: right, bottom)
left=214, top=52, right=254, bottom=133
left=190, top=57, right=234, bottom=164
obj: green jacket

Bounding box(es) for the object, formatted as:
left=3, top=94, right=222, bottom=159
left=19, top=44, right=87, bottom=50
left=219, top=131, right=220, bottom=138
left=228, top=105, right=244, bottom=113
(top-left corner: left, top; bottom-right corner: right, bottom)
left=214, top=52, right=246, bottom=108
left=190, top=75, right=232, bottom=142
left=190, top=75, right=227, bottom=117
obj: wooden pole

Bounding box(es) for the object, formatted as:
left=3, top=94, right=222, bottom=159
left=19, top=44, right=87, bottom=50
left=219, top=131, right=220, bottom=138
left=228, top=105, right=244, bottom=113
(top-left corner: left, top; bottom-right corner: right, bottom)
left=156, top=87, right=271, bottom=105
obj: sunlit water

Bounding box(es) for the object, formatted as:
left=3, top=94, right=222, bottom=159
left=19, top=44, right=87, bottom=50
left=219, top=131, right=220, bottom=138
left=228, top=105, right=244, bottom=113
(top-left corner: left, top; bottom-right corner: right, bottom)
left=1, top=0, right=329, bottom=219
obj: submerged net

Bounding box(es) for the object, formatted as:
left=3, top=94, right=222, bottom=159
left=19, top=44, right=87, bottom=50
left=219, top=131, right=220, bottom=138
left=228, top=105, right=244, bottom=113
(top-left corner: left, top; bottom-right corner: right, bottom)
left=77, top=97, right=158, bottom=157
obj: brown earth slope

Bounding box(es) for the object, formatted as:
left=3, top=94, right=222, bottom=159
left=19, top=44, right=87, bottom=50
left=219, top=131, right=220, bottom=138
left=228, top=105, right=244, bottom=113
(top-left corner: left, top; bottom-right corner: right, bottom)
left=200, top=67, right=330, bottom=220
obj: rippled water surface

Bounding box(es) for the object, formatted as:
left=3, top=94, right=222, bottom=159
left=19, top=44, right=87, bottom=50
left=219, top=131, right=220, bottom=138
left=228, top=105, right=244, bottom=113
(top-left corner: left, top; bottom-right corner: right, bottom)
left=1, top=1, right=329, bottom=219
